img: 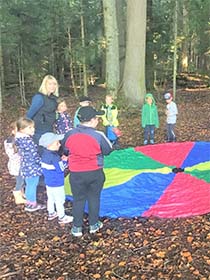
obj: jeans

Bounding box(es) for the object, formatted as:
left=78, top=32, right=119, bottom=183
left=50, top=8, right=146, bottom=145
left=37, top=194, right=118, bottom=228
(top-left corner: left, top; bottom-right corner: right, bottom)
left=144, top=125, right=155, bottom=141
left=166, top=123, right=176, bottom=141
left=70, top=169, right=105, bottom=227
left=46, top=186, right=65, bottom=218
left=25, top=176, right=39, bottom=204
left=15, top=175, right=25, bottom=191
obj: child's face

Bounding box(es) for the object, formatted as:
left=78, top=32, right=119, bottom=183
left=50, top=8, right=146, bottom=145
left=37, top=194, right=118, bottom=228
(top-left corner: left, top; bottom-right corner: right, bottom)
left=106, top=96, right=113, bottom=105
left=166, top=98, right=172, bottom=103
left=80, top=101, right=91, bottom=107
left=11, top=128, right=17, bottom=136
left=47, top=140, right=61, bottom=151
left=57, top=101, right=67, bottom=113
left=146, top=97, right=153, bottom=105
left=21, top=125, right=35, bottom=136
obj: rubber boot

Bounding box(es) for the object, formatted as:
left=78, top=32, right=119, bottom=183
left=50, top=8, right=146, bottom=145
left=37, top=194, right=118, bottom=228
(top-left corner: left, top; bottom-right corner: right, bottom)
left=13, top=190, right=26, bottom=204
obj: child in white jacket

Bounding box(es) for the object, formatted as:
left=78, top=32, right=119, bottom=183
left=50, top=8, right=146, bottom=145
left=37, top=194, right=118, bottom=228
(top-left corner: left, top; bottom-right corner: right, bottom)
left=4, top=121, right=26, bottom=204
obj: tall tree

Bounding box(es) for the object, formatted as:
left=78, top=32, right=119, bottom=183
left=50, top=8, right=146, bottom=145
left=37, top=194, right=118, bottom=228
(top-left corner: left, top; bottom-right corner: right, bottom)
left=116, top=0, right=126, bottom=81
left=122, top=0, right=147, bottom=105
left=173, top=0, right=178, bottom=100
left=0, top=22, right=4, bottom=113
left=103, top=0, right=120, bottom=97
left=180, top=0, right=189, bottom=72
left=80, top=0, right=88, bottom=96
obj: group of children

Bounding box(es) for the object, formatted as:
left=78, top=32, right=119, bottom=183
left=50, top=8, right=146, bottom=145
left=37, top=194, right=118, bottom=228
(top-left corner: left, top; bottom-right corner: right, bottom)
left=142, top=92, right=178, bottom=144
left=3, top=94, right=120, bottom=221
left=4, top=91, right=177, bottom=225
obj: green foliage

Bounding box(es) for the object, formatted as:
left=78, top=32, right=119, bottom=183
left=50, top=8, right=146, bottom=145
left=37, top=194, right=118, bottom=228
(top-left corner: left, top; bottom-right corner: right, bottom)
left=146, top=0, right=209, bottom=88
left=1, top=0, right=209, bottom=97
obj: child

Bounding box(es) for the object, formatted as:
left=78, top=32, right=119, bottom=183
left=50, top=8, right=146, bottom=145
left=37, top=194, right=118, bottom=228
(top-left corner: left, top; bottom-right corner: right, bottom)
left=64, top=106, right=112, bottom=236
left=4, top=121, right=26, bottom=204
left=141, top=93, right=159, bottom=145
left=73, top=96, right=92, bottom=127
left=15, top=117, right=45, bottom=212
left=164, top=92, right=178, bottom=142
left=54, top=98, right=73, bottom=134
left=39, top=132, right=73, bottom=224
left=101, top=94, right=119, bottom=146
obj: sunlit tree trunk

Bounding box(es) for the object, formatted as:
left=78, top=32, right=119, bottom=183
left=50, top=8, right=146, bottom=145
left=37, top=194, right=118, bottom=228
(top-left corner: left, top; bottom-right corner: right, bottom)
left=122, top=0, right=146, bottom=105
left=103, top=0, right=120, bottom=97
left=67, top=26, right=77, bottom=97
left=181, top=0, right=189, bottom=72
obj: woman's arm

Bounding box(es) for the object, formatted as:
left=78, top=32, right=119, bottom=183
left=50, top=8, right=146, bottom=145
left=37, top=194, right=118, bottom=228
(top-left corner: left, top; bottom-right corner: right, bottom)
left=26, top=94, right=44, bottom=119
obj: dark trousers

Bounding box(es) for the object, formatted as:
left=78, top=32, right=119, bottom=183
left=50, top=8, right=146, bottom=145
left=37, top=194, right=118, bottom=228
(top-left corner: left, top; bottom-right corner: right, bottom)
left=166, top=123, right=176, bottom=142
left=144, top=125, right=155, bottom=141
left=69, top=169, right=105, bottom=227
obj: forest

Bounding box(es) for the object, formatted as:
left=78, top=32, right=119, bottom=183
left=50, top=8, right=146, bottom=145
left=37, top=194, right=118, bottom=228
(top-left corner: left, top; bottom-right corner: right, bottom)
left=0, top=1, right=210, bottom=280
left=0, top=0, right=209, bottom=109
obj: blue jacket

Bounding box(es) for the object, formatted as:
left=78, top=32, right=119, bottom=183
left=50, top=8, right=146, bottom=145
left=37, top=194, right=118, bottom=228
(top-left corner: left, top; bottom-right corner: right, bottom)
left=54, top=111, right=73, bottom=134
left=15, top=132, right=42, bottom=178
left=41, top=149, right=67, bottom=187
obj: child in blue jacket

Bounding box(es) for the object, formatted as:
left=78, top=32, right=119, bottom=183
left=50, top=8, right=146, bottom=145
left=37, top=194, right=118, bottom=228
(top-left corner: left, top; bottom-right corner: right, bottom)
left=15, top=117, right=44, bottom=212
left=39, top=132, right=73, bottom=223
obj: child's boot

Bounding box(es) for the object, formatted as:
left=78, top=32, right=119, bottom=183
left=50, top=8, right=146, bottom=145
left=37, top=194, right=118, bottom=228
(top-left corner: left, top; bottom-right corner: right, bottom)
left=13, top=190, right=26, bottom=204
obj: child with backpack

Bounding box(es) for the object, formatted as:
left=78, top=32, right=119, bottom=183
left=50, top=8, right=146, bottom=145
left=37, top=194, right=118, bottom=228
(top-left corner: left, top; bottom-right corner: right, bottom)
left=4, top=121, right=26, bottom=204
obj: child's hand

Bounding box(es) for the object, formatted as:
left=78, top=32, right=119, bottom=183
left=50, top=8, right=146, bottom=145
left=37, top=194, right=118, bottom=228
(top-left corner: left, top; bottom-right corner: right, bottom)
left=165, top=109, right=169, bottom=115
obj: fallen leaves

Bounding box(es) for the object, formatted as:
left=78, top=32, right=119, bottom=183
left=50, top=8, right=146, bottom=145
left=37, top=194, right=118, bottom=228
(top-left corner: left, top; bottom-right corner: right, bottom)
left=0, top=89, right=210, bottom=279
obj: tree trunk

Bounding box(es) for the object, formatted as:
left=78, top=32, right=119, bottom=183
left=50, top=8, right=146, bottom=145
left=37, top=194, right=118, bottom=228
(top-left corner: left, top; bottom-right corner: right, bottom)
left=18, top=41, right=26, bottom=106
left=173, top=0, right=178, bottom=101
left=0, top=24, right=4, bottom=113
left=103, top=0, right=120, bottom=97
left=146, top=0, right=154, bottom=90
left=67, top=26, right=77, bottom=97
left=181, top=0, right=189, bottom=72
left=116, top=0, right=126, bottom=82
left=122, top=0, right=147, bottom=105
left=80, top=2, right=88, bottom=97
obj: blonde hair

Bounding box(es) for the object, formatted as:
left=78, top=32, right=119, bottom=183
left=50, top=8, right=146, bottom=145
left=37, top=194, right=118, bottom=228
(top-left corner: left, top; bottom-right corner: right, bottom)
left=39, top=75, right=59, bottom=96
left=16, top=117, right=34, bottom=132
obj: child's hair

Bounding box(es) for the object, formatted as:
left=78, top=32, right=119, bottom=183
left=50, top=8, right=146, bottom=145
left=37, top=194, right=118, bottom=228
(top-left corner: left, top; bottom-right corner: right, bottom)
left=57, top=97, right=66, bottom=107
left=39, top=75, right=59, bottom=97
left=16, top=117, right=34, bottom=132
left=106, top=94, right=113, bottom=98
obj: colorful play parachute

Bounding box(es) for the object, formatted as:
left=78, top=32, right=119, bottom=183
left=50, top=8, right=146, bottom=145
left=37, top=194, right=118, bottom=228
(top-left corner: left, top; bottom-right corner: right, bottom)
left=65, top=141, right=210, bottom=218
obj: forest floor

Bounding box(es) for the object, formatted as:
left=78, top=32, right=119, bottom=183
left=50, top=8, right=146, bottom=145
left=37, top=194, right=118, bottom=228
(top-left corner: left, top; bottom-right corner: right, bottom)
left=0, top=84, right=210, bottom=280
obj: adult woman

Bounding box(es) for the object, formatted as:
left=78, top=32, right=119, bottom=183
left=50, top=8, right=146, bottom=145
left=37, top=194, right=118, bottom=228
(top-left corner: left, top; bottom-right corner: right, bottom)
left=26, top=75, right=58, bottom=144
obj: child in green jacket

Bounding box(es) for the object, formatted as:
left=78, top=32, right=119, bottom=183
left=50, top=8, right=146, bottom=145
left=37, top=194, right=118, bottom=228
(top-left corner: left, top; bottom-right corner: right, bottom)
left=141, top=93, right=159, bottom=145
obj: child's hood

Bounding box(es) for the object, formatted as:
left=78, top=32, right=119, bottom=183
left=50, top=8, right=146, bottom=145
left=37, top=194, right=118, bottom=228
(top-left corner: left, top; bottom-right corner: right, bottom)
left=144, top=93, right=156, bottom=104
